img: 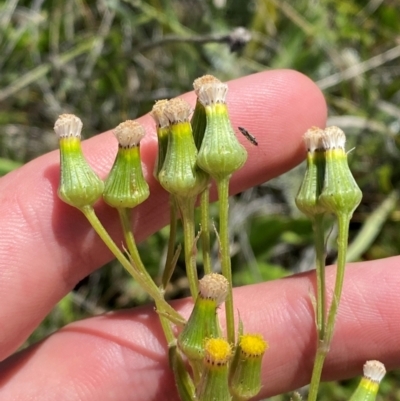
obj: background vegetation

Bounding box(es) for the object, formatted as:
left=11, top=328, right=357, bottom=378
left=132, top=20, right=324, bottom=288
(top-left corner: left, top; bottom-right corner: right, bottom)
left=1, top=0, right=400, bottom=399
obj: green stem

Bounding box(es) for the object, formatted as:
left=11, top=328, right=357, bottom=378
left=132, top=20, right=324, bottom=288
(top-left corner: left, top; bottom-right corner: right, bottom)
left=216, top=176, right=235, bottom=345
left=313, top=214, right=326, bottom=340
left=80, top=205, right=185, bottom=327
left=200, top=187, right=212, bottom=275
left=308, top=214, right=350, bottom=401
left=162, top=196, right=179, bottom=290
left=117, top=207, right=178, bottom=344
left=177, top=196, right=199, bottom=300
left=170, top=345, right=196, bottom=401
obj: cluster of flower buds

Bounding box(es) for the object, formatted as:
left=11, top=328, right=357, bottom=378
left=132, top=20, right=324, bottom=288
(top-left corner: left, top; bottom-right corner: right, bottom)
left=176, top=273, right=268, bottom=401
left=296, top=126, right=362, bottom=219
left=150, top=75, right=247, bottom=195
left=296, top=126, right=367, bottom=401
left=178, top=273, right=227, bottom=362
left=53, top=76, right=265, bottom=401
left=53, top=114, right=149, bottom=212
left=53, top=80, right=383, bottom=401
left=54, top=74, right=249, bottom=211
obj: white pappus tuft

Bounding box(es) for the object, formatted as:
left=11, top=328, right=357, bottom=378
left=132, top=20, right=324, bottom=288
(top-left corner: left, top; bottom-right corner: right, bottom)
left=54, top=114, right=83, bottom=139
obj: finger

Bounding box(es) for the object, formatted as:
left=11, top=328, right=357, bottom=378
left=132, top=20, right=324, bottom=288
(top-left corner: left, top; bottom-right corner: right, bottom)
left=0, top=70, right=327, bottom=360
left=0, top=260, right=398, bottom=400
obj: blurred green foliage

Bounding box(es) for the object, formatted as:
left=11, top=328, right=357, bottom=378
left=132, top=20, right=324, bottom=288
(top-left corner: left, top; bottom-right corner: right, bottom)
left=2, top=0, right=400, bottom=399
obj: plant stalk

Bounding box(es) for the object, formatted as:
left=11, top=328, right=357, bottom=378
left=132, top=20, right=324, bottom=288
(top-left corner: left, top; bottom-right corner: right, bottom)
left=177, top=196, right=199, bottom=300
left=162, top=196, right=179, bottom=290
left=216, top=176, right=235, bottom=344
left=308, top=214, right=350, bottom=401
left=200, top=187, right=212, bottom=275
left=313, top=213, right=326, bottom=340
left=80, top=205, right=185, bottom=327
left=118, top=207, right=179, bottom=345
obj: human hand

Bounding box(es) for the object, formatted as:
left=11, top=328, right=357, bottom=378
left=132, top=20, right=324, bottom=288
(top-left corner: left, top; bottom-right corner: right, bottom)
left=0, top=70, right=398, bottom=400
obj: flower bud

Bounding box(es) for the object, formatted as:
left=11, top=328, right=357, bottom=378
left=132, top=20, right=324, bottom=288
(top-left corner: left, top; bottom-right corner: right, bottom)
left=150, top=99, right=170, bottom=179
left=196, top=338, right=232, bottom=401
left=318, top=126, right=362, bottom=217
left=178, top=273, right=228, bottom=361
left=230, top=334, right=268, bottom=401
left=158, top=98, right=208, bottom=198
left=349, top=360, right=386, bottom=401
left=54, top=114, right=104, bottom=208
left=295, top=127, right=327, bottom=217
left=192, top=75, right=221, bottom=150
left=196, top=82, right=247, bottom=180
left=103, top=120, right=149, bottom=209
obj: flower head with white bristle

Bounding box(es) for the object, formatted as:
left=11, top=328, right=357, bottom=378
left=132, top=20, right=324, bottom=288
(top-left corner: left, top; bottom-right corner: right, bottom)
left=199, top=273, right=229, bottom=306
left=318, top=125, right=362, bottom=216
left=54, top=114, right=104, bottom=208
left=363, top=360, right=386, bottom=383
left=163, top=98, right=192, bottom=124
left=103, top=120, right=149, bottom=209
left=113, top=120, right=146, bottom=148
left=321, top=126, right=346, bottom=150
left=54, top=114, right=83, bottom=139
left=193, top=75, right=221, bottom=96
left=158, top=97, right=207, bottom=199
left=198, top=82, right=228, bottom=106
left=150, top=99, right=170, bottom=129
left=304, top=126, right=324, bottom=152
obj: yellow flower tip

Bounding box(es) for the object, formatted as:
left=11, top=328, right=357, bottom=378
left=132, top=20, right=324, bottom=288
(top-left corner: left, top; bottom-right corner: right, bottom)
left=193, top=75, right=221, bottom=96
left=54, top=114, right=83, bottom=139
left=164, top=98, right=192, bottom=124
left=150, top=99, right=170, bottom=128
left=303, top=126, right=324, bottom=152
left=363, top=360, right=386, bottom=383
left=239, top=334, right=268, bottom=357
left=199, top=273, right=229, bottom=306
left=321, top=126, right=346, bottom=150
left=113, top=120, right=146, bottom=148
left=204, top=338, right=232, bottom=365
left=198, top=82, right=228, bottom=106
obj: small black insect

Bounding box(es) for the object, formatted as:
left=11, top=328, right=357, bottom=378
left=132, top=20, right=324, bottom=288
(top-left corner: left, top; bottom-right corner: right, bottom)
left=238, top=126, right=258, bottom=146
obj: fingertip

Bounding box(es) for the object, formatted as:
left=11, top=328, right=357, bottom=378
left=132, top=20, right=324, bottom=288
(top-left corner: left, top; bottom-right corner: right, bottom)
left=226, top=69, right=327, bottom=192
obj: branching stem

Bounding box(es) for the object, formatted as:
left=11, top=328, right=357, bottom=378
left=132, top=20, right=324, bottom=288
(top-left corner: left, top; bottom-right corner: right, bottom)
left=308, top=214, right=350, bottom=401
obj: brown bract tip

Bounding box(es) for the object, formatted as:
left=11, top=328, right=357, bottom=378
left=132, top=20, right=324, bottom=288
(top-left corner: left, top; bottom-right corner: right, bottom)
left=303, top=126, right=324, bottom=152
left=321, top=126, right=346, bottom=150
left=198, top=82, right=228, bottom=106
left=363, top=360, right=386, bottom=383
left=150, top=99, right=170, bottom=128
left=199, top=273, right=229, bottom=306
left=54, top=114, right=83, bottom=138
left=113, top=120, right=146, bottom=147
left=193, top=75, right=221, bottom=96
left=163, top=98, right=192, bottom=124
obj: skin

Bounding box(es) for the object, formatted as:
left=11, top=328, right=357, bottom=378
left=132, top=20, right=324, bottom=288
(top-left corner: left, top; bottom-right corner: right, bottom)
left=0, top=70, right=398, bottom=400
